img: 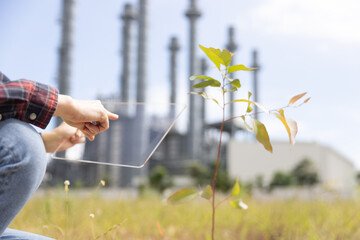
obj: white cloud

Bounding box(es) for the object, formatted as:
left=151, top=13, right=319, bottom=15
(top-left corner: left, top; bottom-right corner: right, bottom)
left=247, top=0, right=360, bottom=44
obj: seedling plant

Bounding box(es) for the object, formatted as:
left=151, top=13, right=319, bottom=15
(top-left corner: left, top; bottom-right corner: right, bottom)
left=168, top=45, right=310, bottom=240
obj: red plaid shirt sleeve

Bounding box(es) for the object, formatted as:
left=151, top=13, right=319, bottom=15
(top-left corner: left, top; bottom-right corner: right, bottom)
left=0, top=72, right=58, bottom=129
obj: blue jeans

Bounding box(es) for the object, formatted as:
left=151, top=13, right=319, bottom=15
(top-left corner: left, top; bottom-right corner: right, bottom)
left=0, top=119, right=54, bottom=240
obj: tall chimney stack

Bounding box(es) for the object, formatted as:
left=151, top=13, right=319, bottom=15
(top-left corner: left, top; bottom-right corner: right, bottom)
left=136, top=0, right=148, bottom=103
left=52, top=0, right=76, bottom=183
left=58, top=0, right=75, bottom=98
left=200, top=57, right=208, bottom=142
left=169, top=36, right=180, bottom=119
left=185, top=0, right=202, bottom=160
left=225, top=26, right=238, bottom=136
left=120, top=4, right=136, bottom=102
left=251, top=50, right=260, bottom=120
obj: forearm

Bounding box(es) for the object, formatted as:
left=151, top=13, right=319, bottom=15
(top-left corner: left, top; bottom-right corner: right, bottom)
left=41, top=131, right=62, bottom=153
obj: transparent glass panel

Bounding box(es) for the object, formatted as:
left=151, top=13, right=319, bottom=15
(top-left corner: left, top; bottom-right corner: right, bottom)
left=51, top=102, right=186, bottom=168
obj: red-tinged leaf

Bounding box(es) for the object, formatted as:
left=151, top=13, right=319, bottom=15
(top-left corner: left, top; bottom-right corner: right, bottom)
left=289, top=92, right=307, bottom=104
left=156, top=221, right=165, bottom=238
left=274, top=109, right=292, bottom=145
left=231, top=180, right=241, bottom=197
left=200, top=185, right=213, bottom=200
left=304, top=97, right=311, bottom=103
left=274, top=110, right=298, bottom=146
left=167, top=187, right=198, bottom=204
left=286, top=118, right=298, bottom=145
left=253, top=119, right=273, bottom=153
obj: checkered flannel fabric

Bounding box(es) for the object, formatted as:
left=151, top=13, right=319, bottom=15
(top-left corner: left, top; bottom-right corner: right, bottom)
left=0, top=72, right=58, bottom=129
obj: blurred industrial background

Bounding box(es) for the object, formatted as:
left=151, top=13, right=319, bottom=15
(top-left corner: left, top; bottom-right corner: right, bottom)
left=1, top=0, right=359, bottom=198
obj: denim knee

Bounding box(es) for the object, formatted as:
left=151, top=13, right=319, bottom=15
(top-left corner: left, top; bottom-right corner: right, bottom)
left=0, top=119, right=47, bottom=235
left=0, top=119, right=47, bottom=191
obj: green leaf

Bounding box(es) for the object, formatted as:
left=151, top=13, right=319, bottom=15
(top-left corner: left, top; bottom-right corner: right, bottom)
left=247, top=91, right=253, bottom=113
left=200, top=185, right=213, bottom=200
left=189, top=92, right=219, bottom=106
left=192, top=79, right=221, bottom=88
left=231, top=180, right=241, bottom=197
left=230, top=199, right=248, bottom=210
left=230, top=79, right=241, bottom=88
left=229, top=97, right=268, bottom=114
left=289, top=92, right=307, bottom=104
left=241, top=116, right=253, bottom=132
left=199, top=45, right=222, bottom=70
left=230, top=99, right=249, bottom=104
left=167, top=187, right=198, bottom=204
left=219, top=49, right=232, bottom=66
left=227, top=87, right=238, bottom=92
left=252, top=119, right=273, bottom=153
left=190, top=75, right=216, bottom=81
left=228, top=64, right=255, bottom=74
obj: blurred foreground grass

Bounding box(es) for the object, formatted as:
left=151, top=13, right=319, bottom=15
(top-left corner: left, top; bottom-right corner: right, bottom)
left=10, top=189, right=360, bottom=240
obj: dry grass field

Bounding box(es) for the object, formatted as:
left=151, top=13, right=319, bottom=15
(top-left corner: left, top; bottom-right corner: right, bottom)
left=9, top=188, right=360, bottom=240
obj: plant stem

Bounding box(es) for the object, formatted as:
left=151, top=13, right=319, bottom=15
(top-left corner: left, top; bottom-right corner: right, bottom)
left=65, top=191, right=68, bottom=240
left=211, top=78, right=226, bottom=240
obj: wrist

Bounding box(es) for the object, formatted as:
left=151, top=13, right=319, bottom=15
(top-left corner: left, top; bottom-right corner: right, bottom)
left=53, top=94, right=73, bottom=118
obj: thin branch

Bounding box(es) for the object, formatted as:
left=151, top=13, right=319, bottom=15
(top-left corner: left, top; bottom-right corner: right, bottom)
left=215, top=194, right=232, bottom=209
left=224, top=104, right=292, bottom=123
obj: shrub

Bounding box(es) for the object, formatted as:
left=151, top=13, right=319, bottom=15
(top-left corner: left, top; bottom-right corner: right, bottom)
left=149, top=166, right=173, bottom=193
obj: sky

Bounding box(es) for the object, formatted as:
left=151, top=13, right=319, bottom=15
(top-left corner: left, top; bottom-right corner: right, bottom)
left=1, top=0, right=360, bottom=168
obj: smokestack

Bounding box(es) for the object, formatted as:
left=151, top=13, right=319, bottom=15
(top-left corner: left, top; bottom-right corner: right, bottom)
left=120, top=4, right=136, bottom=102
left=136, top=0, right=148, bottom=103
left=57, top=0, right=75, bottom=98
left=169, top=36, right=180, bottom=119
left=225, top=26, right=238, bottom=136
left=52, top=0, right=76, bottom=183
left=185, top=0, right=202, bottom=160
left=251, top=50, right=260, bottom=120
left=200, top=57, right=208, bottom=141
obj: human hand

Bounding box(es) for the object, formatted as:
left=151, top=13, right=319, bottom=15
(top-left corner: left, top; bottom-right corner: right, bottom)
left=53, top=95, right=119, bottom=140
left=42, top=122, right=86, bottom=153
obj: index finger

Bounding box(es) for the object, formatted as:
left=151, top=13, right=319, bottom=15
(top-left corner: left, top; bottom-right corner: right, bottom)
left=107, top=110, right=119, bottom=120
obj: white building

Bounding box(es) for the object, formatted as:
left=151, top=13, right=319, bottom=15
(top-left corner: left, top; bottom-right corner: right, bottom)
left=227, top=141, right=357, bottom=197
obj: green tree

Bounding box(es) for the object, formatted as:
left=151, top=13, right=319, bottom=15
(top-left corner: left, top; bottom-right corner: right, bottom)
left=291, top=159, right=319, bottom=186
left=149, top=166, right=173, bottom=193
left=187, top=162, right=211, bottom=186
left=270, top=171, right=293, bottom=189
